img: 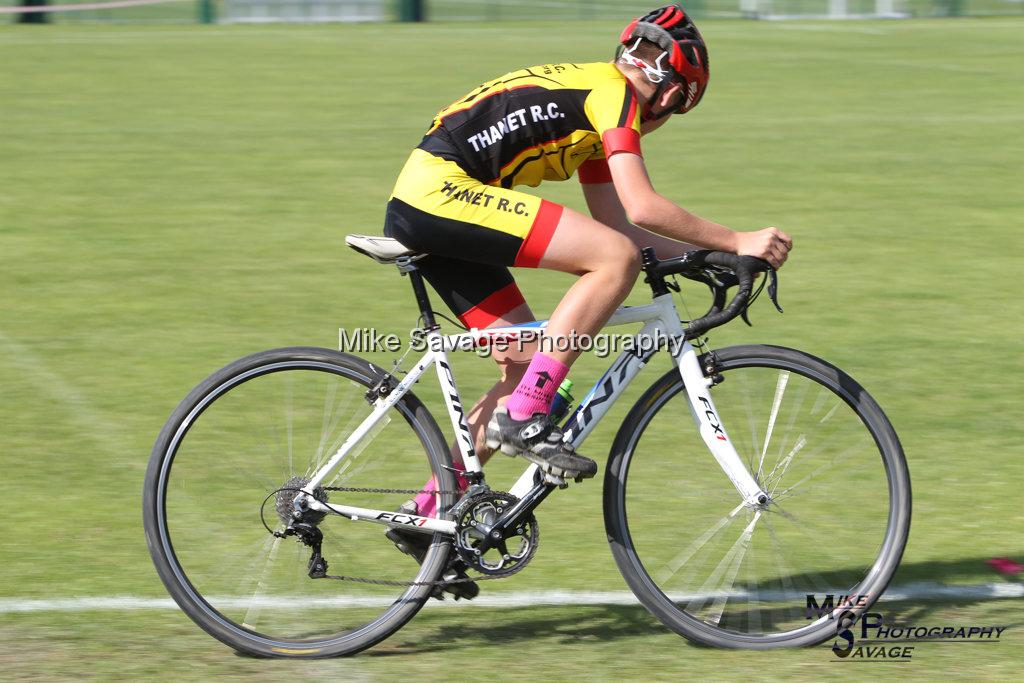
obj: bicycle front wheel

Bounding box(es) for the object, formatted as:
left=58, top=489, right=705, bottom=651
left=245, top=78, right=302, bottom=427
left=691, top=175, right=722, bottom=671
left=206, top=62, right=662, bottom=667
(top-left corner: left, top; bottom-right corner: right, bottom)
left=604, top=344, right=910, bottom=648
left=143, top=347, right=457, bottom=657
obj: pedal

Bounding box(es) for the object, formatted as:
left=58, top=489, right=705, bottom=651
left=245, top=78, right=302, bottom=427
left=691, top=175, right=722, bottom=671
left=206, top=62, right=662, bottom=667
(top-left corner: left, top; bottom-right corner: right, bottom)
left=486, top=438, right=520, bottom=457
left=540, top=471, right=567, bottom=487
left=486, top=437, right=520, bottom=457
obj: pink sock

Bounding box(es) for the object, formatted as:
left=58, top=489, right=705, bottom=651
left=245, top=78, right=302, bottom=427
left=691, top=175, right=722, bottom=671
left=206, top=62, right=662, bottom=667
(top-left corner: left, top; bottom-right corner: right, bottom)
left=506, top=352, right=569, bottom=420
left=414, top=462, right=468, bottom=518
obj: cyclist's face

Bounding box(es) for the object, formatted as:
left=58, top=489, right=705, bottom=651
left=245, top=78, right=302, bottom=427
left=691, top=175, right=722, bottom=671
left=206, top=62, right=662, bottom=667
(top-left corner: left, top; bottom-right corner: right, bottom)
left=640, top=115, right=670, bottom=136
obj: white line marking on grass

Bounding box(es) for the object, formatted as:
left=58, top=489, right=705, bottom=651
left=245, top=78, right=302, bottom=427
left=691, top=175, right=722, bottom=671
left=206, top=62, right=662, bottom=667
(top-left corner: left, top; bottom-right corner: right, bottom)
left=1, top=583, right=1021, bottom=614
left=0, top=330, right=139, bottom=469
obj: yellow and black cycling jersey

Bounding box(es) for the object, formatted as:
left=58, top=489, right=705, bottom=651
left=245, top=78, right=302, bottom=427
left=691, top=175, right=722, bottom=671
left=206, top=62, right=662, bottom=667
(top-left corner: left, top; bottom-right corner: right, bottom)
left=384, top=61, right=645, bottom=327
left=417, top=62, right=642, bottom=189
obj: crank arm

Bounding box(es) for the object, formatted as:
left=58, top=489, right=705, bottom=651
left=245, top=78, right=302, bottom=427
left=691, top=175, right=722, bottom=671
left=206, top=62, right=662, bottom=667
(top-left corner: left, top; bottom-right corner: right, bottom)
left=476, top=481, right=555, bottom=553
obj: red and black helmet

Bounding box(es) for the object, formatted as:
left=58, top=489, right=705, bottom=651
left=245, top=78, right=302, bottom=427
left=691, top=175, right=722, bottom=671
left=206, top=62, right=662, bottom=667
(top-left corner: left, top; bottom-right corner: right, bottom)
left=617, top=4, right=710, bottom=115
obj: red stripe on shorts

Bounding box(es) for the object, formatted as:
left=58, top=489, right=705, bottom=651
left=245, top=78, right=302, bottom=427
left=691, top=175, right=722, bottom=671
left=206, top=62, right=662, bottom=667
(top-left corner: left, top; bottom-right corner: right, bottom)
left=458, top=282, right=527, bottom=329
left=514, top=200, right=563, bottom=268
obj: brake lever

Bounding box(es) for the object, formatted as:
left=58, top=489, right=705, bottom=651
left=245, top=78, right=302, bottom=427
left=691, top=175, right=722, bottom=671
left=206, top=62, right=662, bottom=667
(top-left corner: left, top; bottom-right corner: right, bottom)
left=767, top=268, right=783, bottom=313
left=740, top=264, right=782, bottom=327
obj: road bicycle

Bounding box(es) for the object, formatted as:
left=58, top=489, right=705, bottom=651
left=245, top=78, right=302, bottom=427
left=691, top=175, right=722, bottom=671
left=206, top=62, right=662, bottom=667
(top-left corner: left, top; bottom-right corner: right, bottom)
left=143, top=236, right=910, bottom=657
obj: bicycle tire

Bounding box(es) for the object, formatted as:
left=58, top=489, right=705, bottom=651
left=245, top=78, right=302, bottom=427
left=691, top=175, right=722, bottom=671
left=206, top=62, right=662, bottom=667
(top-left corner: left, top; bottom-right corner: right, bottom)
left=143, top=346, right=456, bottom=657
left=604, top=344, right=910, bottom=649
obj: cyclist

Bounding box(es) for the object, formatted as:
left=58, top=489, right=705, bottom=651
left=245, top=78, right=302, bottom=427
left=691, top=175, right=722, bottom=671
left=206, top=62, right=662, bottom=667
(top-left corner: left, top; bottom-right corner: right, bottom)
left=384, top=4, right=792, bottom=579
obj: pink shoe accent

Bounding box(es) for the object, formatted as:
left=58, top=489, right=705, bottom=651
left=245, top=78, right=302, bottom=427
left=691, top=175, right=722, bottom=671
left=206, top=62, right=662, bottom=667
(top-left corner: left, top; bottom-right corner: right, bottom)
left=987, top=557, right=1024, bottom=575
left=413, top=462, right=469, bottom=519
left=506, top=352, right=569, bottom=420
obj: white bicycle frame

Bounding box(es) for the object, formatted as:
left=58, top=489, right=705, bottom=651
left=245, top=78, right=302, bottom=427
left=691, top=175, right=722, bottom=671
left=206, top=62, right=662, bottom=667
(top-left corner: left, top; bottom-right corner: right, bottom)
left=300, top=292, right=768, bottom=534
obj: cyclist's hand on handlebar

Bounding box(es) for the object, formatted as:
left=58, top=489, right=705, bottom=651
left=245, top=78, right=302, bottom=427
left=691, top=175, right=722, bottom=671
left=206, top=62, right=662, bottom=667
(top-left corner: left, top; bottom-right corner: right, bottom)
left=735, top=227, right=792, bottom=269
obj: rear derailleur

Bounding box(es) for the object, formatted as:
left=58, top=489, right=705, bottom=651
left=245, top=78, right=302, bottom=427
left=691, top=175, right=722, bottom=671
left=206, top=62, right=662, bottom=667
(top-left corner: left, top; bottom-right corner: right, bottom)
left=276, top=522, right=329, bottom=578
left=272, top=477, right=329, bottom=578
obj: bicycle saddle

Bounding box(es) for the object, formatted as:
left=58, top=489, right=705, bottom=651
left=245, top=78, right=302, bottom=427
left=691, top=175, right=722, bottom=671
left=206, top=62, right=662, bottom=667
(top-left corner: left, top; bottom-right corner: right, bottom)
left=345, top=234, right=425, bottom=264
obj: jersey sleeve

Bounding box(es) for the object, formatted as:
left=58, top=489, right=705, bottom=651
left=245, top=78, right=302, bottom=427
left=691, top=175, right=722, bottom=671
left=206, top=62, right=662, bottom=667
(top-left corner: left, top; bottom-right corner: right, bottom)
left=577, top=157, right=613, bottom=184
left=584, top=80, right=643, bottom=160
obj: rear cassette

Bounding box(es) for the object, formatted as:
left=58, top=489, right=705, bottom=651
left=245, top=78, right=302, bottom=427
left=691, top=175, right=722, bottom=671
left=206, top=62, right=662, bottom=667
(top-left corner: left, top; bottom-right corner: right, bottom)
left=275, top=476, right=328, bottom=525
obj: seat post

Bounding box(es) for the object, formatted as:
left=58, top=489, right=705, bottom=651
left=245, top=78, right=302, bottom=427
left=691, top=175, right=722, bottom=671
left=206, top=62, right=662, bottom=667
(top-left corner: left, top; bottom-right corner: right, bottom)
left=396, top=257, right=436, bottom=329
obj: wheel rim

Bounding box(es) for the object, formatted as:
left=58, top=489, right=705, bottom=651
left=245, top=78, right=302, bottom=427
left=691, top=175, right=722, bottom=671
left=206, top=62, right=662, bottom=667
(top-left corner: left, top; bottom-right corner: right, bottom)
left=154, top=360, right=448, bottom=646
left=617, top=356, right=907, bottom=643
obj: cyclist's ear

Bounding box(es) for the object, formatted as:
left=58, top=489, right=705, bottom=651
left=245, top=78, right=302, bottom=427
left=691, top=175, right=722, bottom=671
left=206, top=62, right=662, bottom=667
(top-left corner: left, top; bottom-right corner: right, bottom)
left=657, top=81, right=685, bottom=112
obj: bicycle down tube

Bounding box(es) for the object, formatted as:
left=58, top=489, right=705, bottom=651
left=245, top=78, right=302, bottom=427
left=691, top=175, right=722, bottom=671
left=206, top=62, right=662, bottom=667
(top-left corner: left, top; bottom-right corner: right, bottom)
left=502, top=295, right=766, bottom=505
left=300, top=293, right=768, bottom=533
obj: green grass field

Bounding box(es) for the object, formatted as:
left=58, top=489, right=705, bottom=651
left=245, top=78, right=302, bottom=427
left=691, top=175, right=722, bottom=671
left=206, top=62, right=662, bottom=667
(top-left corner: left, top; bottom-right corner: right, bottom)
left=1, top=17, right=1022, bottom=681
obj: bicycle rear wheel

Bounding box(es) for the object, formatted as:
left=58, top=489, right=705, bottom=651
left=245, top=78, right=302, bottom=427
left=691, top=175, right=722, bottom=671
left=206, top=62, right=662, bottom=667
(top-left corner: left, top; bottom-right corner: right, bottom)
left=143, top=347, right=457, bottom=657
left=604, top=344, right=910, bottom=648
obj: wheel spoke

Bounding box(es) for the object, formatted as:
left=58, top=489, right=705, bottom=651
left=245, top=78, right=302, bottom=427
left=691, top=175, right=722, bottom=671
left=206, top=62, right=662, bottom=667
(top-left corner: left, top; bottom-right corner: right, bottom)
left=656, top=501, right=745, bottom=584
left=241, top=535, right=282, bottom=631
left=770, top=432, right=871, bottom=500
left=756, top=371, right=789, bottom=483
left=744, top=531, right=764, bottom=634
left=315, top=378, right=340, bottom=467
left=763, top=434, right=807, bottom=493
left=738, top=371, right=762, bottom=482
left=688, top=510, right=761, bottom=626
left=284, top=372, right=295, bottom=478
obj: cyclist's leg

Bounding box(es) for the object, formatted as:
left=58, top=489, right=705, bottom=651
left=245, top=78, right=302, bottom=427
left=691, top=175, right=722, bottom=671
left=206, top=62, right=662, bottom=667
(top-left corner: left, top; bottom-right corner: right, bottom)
left=411, top=255, right=539, bottom=465
left=535, top=208, right=641, bottom=366
left=492, top=207, right=638, bottom=472
left=390, top=254, right=539, bottom=517
left=461, top=303, right=537, bottom=464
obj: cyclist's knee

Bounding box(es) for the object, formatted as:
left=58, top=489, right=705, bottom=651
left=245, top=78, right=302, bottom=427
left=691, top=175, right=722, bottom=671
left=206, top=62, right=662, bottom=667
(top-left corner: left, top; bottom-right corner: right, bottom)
left=621, top=246, right=642, bottom=280
left=601, top=235, right=642, bottom=283
left=543, top=211, right=641, bottom=278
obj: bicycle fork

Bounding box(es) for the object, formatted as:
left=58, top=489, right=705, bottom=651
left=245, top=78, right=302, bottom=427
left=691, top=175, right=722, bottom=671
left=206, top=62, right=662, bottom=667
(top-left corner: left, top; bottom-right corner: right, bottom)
left=663, top=306, right=769, bottom=507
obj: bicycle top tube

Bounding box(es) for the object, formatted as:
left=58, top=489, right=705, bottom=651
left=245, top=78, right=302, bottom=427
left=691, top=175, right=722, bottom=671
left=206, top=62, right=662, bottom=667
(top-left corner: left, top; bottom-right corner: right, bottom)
left=430, top=301, right=668, bottom=352
left=345, top=236, right=779, bottom=342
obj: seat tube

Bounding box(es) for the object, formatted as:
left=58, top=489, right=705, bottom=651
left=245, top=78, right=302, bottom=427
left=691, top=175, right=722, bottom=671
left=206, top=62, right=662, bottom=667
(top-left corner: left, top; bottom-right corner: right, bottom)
left=429, top=330, right=483, bottom=474
left=401, top=260, right=437, bottom=329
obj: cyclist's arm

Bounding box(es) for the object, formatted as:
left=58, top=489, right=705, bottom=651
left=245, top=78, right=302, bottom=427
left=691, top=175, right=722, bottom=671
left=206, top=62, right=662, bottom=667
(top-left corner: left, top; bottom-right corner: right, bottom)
left=606, top=152, right=791, bottom=268
left=580, top=178, right=696, bottom=259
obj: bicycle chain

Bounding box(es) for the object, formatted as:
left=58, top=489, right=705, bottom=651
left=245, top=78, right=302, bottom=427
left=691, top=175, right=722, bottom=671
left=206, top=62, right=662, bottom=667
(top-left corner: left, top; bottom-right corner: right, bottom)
left=311, top=486, right=516, bottom=588
left=322, top=486, right=464, bottom=495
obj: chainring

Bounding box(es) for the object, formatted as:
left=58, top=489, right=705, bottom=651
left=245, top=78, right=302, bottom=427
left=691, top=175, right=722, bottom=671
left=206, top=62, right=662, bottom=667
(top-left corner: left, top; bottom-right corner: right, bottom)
left=275, top=476, right=328, bottom=525
left=453, top=490, right=539, bottom=577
